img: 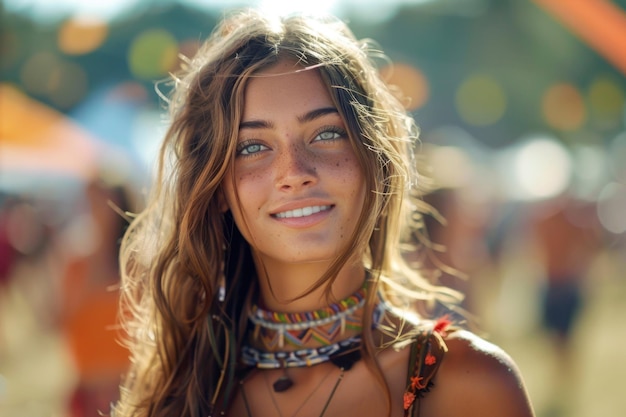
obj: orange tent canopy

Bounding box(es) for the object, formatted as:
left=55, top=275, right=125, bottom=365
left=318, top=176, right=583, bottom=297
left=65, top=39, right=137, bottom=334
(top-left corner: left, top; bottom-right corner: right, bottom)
left=0, top=83, right=105, bottom=179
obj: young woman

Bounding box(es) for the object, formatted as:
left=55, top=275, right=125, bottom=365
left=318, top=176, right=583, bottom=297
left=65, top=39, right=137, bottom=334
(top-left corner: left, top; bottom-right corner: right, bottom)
left=114, top=9, right=535, bottom=417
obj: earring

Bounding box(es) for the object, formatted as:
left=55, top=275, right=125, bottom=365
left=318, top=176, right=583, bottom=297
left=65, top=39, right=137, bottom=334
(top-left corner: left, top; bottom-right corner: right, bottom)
left=218, top=259, right=226, bottom=302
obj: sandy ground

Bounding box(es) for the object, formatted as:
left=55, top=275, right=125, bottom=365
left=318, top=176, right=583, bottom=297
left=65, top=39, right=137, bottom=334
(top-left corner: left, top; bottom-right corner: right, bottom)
left=1, top=248, right=625, bottom=417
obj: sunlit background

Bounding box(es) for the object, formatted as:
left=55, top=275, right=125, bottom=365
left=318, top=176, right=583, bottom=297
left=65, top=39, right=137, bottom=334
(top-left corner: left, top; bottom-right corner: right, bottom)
left=1, top=1, right=625, bottom=416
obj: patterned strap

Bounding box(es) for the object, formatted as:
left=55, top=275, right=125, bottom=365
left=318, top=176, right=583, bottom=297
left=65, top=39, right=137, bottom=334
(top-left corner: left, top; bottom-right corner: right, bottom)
left=403, top=318, right=450, bottom=417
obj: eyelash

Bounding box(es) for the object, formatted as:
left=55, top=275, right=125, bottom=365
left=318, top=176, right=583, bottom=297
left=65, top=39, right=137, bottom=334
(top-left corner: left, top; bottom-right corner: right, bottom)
left=236, top=140, right=268, bottom=156
left=312, top=126, right=347, bottom=142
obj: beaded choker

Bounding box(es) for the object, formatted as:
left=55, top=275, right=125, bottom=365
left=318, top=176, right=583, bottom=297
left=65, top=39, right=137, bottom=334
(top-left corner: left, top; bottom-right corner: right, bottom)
left=248, top=283, right=368, bottom=349
left=242, top=298, right=387, bottom=369
left=250, top=283, right=367, bottom=327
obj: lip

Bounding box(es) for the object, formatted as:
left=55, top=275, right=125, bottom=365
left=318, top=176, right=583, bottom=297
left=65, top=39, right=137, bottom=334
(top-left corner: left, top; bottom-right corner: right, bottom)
left=270, top=199, right=335, bottom=227
left=270, top=199, right=335, bottom=216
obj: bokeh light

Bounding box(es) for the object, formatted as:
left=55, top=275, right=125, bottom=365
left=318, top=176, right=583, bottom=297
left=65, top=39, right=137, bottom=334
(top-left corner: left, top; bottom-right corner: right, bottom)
left=542, top=82, right=586, bottom=132
left=58, top=15, right=108, bottom=55
left=19, top=51, right=61, bottom=95
left=427, top=145, right=474, bottom=189
left=19, top=51, right=88, bottom=109
left=513, top=135, right=572, bottom=200
left=608, top=131, right=626, bottom=183
left=47, top=60, right=89, bottom=109
left=570, top=143, right=608, bottom=200
left=128, top=29, right=179, bottom=80
left=455, top=74, right=507, bottom=126
left=588, top=74, right=625, bottom=130
left=379, top=63, right=429, bottom=111
left=596, top=181, right=626, bottom=234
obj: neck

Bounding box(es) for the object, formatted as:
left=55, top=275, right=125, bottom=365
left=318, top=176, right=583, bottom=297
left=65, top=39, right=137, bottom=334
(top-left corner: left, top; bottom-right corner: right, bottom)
left=252, top=253, right=366, bottom=313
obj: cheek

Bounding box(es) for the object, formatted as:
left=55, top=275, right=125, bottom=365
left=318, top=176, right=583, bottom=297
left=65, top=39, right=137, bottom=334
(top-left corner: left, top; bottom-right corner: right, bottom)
left=227, top=170, right=271, bottom=215
left=333, top=155, right=365, bottom=189
left=345, top=160, right=367, bottom=208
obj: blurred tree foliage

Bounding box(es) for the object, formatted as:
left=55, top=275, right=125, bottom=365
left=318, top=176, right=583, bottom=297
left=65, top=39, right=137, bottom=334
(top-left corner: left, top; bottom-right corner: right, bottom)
left=1, top=0, right=624, bottom=148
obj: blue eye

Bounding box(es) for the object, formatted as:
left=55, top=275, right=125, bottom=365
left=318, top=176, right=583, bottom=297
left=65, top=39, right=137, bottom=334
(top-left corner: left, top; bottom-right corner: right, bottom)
left=237, top=142, right=268, bottom=156
left=313, top=127, right=345, bottom=142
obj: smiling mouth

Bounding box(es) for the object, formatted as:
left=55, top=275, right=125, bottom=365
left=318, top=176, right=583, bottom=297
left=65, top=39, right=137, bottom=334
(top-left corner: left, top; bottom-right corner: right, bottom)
left=273, top=205, right=332, bottom=219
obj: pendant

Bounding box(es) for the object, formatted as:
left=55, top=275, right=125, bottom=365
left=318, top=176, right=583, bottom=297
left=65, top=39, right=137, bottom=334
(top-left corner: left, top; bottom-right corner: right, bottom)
left=272, top=375, right=294, bottom=392
left=330, top=349, right=361, bottom=370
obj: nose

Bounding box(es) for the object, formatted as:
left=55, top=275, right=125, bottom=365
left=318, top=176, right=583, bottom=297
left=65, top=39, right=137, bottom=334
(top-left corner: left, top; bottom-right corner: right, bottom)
left=274, top=144, right=317, bottom=191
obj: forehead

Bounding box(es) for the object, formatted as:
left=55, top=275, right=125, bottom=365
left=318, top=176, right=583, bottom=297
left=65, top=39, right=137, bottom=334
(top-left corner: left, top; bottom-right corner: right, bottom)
left=242, top=59, right=334, bottom=119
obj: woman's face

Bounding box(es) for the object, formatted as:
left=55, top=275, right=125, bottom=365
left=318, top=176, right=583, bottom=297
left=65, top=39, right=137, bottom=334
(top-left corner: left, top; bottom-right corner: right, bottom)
left=222, top=59, right=366, bottom=267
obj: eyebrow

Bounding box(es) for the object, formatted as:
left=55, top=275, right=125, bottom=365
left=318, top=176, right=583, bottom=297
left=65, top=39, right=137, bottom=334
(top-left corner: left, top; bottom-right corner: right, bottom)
left=239, top=106, right=339, bottom=130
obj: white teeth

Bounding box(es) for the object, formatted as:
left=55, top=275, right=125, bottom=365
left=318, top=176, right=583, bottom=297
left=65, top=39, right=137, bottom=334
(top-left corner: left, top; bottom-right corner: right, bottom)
left=275, top=205, right=330, bottom=219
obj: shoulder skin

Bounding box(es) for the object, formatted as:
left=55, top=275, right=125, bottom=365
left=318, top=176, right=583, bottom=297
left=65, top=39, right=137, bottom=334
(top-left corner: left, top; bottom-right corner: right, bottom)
left=419, top=330, right=535, bottom=417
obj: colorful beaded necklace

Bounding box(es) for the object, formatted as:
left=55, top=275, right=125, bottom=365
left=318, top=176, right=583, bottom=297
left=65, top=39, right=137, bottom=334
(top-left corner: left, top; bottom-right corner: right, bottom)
left=242, top=284, right=387, bottom=393
left=248, top=282, right=369, bottom=349
left=242, top=294, right=387, bottom=369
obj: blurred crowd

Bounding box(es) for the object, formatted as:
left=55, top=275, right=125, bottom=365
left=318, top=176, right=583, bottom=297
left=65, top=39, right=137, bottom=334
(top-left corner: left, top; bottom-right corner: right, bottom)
left=0, top=166, right=140, bottom=417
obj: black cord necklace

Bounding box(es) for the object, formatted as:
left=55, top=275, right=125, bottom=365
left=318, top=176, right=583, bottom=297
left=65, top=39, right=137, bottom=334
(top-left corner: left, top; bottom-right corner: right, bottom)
left=240, top=366, right=347, bottom=417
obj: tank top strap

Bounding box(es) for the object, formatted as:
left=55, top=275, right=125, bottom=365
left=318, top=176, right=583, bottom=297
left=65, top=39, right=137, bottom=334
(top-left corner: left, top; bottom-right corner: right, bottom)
left=403, top=317, right=450, bottom=417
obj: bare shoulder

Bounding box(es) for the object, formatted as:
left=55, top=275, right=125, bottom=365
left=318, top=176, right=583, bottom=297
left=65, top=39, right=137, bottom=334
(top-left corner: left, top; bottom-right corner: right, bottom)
left=420, top=329, right=535, bottom=417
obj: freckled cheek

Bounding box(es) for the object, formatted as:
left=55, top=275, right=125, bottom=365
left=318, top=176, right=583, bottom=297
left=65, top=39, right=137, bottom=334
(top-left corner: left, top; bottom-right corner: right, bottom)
left=233, top=170, right=272, bottom=213
left=328, top=156, right=363, bottom=185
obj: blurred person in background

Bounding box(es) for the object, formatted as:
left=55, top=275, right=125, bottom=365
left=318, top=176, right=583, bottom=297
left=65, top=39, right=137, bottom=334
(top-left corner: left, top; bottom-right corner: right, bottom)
left=530, top=194, right=602, bottom=412
left=0, top=195, right=20, bottom=290
left=0, top=193, right=59, bottom=326
left=59, top=173, right=137, bottom=417
left=113, top=8, right=534, bottom=417
left=533, top=196, right=599, bottom=353
left=0, top=195, right=21, bottom=356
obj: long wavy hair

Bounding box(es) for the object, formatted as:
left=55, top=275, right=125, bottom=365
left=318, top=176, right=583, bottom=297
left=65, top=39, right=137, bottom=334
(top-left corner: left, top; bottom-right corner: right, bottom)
left=114, top=8, right=460, bottom=417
